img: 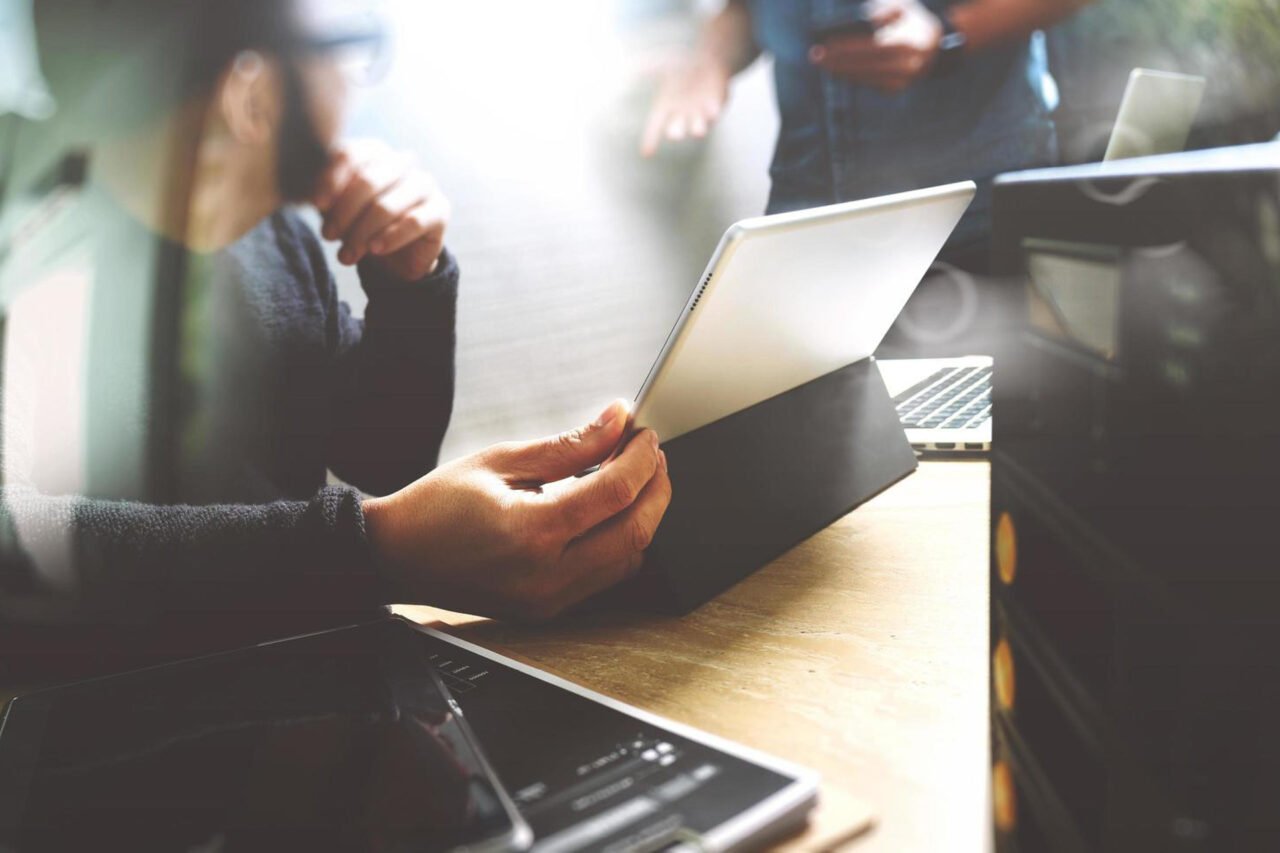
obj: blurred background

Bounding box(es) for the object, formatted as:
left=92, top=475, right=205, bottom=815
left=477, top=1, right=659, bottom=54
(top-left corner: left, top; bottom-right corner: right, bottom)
left=1049, top=0, right=1280, bottom=161
left=4, top=0, right=1280, bottom=466
left=314, top=0, right=1280, bottom=461
left=319, top=0, right=778, bottom=461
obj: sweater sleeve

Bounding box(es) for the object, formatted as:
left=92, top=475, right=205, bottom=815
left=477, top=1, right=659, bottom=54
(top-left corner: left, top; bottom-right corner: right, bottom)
left=0, top=484, right=391, bottom=681
left=324, top=249, right=459, bottom=496
left=0, top=484, right=383, bottom=625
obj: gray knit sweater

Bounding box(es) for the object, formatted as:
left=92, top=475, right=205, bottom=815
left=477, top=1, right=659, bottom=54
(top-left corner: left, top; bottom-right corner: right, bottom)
left=0, top=209, right=457, bottom=680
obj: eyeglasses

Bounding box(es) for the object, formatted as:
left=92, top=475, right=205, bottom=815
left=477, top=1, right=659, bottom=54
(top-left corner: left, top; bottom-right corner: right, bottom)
left=294, top=19, right=392, bottom=87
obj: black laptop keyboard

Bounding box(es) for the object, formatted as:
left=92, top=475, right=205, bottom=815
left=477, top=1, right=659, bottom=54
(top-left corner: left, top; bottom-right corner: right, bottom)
left=893, top=366, right=992, bottom=430
left=425, top=649, right=492, bottom=694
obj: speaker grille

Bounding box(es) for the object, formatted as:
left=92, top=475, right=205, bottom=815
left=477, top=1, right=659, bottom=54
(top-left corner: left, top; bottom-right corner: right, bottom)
left=690, top=272, right=712, bottom=312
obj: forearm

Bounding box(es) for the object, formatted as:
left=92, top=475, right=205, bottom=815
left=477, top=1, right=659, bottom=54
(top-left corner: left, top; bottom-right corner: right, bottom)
left=697, top=1, right=760, bottom=77
left=950, top=0, right=1093, bottom=53
left=327, top=250, right=458, bottom=495
left=0, top=484, right=382, bottom=625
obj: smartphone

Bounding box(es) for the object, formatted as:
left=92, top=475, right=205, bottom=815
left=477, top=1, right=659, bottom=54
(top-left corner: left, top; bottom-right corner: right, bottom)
left=810, top=4, right=878, bottom=41
left=0, top=617, right=532, bottom=853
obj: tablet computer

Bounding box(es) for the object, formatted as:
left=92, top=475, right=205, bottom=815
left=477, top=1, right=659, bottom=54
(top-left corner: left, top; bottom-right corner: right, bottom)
left=0, top=618, right=531, bottom=853
left=631, top=182, right=976, bottom=442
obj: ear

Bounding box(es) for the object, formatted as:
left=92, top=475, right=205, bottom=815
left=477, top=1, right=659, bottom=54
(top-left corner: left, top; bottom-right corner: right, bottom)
left=218, top=51, right=279, bottom=146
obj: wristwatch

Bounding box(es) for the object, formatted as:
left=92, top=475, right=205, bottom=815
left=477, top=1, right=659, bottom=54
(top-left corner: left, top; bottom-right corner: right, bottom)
left=932, top=10, right=967, bottom=77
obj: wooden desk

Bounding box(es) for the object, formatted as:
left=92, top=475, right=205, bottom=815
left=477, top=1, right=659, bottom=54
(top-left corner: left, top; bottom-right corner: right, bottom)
left=1, top=461, right=989, bottom=849
left=398, top=459, right=992, bottom=852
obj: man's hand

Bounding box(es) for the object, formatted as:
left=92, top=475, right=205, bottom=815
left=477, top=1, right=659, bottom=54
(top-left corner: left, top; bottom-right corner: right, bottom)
left=641, top=58, right=732, bottom=158
left=809, top=0, right=943, bottom=95
left=362, top=400, right=672, bottom=620
left=313, top=140, right=450, bottom=282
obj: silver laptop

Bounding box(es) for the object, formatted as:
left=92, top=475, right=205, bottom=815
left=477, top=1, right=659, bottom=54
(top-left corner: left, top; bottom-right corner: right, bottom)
left=1104, top=68, right=1206, bottom=162
left=876, top=67, right=1206, bottom=456
left=877, top=355, right=992, bottom=453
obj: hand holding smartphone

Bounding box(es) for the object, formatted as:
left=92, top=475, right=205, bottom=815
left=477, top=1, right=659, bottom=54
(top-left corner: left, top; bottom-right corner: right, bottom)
left=810, top=3, right=880, bottom=42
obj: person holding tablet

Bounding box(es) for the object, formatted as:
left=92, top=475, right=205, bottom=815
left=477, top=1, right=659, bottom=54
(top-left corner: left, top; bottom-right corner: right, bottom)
left=0, top=0, right=671, bottom=677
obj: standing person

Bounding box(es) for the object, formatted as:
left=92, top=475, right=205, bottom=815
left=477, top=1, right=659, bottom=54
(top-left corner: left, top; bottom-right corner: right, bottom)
left=642, top=0, right=1091, bottom=271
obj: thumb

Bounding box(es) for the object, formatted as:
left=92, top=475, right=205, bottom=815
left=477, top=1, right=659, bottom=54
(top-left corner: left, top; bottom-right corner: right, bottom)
left=870, top=2, right=904, bottom=28
left=640, top=100, right=670, bottom=158
left=498, top=399, right=631, bottom=484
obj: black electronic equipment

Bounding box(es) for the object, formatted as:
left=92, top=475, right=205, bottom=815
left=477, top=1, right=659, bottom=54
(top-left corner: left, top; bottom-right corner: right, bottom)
left=1, top=616, right=821, bottom=853
left=988, top=142, right=1280, bottom=851
left=598, top=357, right=917, bottom=614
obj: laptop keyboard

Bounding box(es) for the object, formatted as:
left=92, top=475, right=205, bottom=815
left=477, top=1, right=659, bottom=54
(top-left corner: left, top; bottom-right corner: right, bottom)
left=425, top=649, right=492, bottom=694
left=893, top=366, right=992, bottom=430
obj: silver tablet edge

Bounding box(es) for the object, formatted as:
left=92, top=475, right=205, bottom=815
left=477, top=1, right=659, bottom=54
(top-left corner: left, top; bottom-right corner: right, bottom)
left=730, top=180, right=976, bottom=236
left=631, top=226, right=746, bottom=436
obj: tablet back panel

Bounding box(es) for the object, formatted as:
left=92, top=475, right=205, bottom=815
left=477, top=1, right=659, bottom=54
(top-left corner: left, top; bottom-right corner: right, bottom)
left=634, top=183, right=975, bottom=441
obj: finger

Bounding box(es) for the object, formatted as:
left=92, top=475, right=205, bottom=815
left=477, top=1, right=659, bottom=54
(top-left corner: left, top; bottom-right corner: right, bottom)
left=386, top=218, right=446, bottom=279
left=338, top=198, right=403, bottom=266
left=868, top=4, right=905, bottom=28
left=665, top=114, right=688, bottom=142
left=544, top=429, right=660, bottom=537
left=340, top=174, right=433, bottom=263
left=313, top=151, right=355, bottom=213
left=324, top=157, right=409, bottom=243
left=553, top=455, right=672, bottom=605
left=811, top=36, right=894, bottom=63
left=313, top=139, right=387, bottom=212
left=641, top=104, right=671, bottom=158
left=813, top=51, right=915, bottom=79
left=497, top=399, right=631, bottom=485
left=689, top=113, right=708, bottom=138
left=370, top=194, right=449, bottom=256
left=808, top=35, right=880, bottom=58
left=322, top=152, right=413, bottom=241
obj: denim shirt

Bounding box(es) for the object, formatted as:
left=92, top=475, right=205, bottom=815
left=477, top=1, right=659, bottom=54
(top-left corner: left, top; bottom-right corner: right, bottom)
left=749, top=0, right=1058, bottom=252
